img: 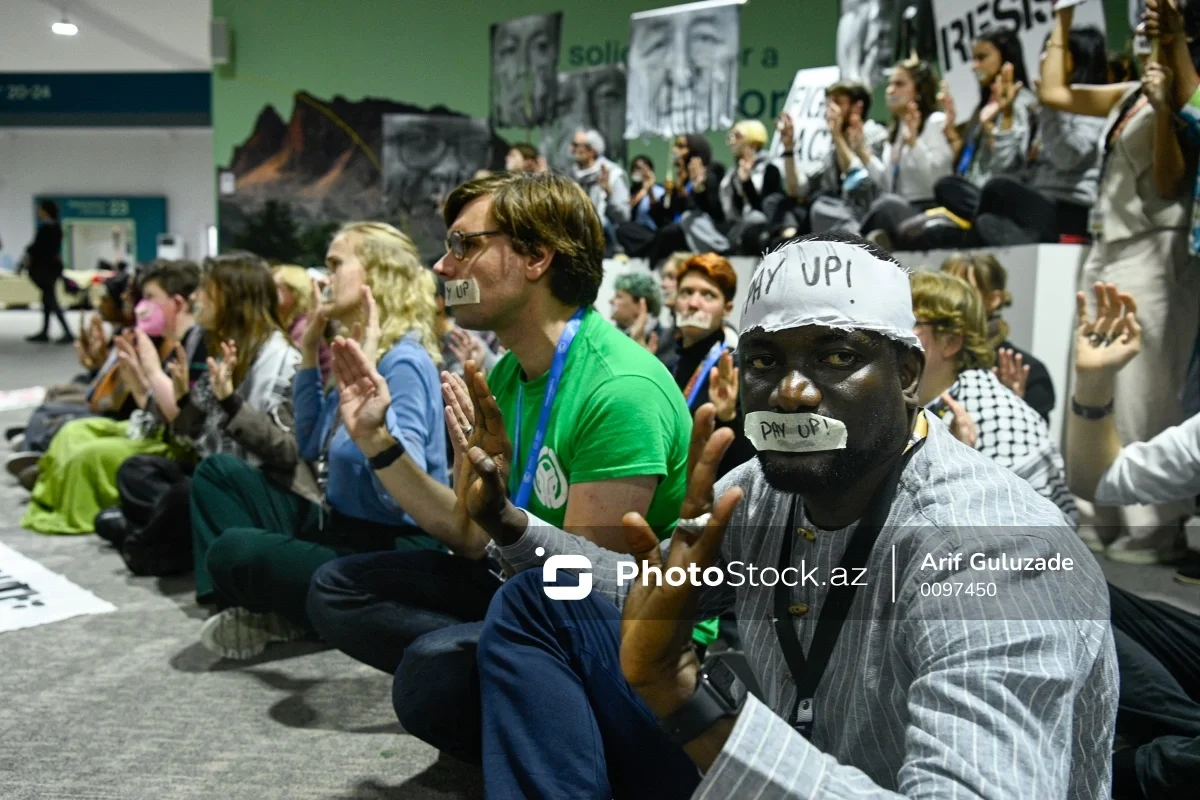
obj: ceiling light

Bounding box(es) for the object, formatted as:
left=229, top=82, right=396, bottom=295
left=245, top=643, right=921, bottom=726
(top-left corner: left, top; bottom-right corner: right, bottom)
left=52, top=17, right=78, bottom=36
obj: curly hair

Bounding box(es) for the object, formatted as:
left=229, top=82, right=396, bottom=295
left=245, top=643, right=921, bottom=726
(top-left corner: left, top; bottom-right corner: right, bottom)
left=910, top=271, right=995, bottom=372
left=337, top=222, right=441, bottom=365
left=613, top=271, right=662, bottom=317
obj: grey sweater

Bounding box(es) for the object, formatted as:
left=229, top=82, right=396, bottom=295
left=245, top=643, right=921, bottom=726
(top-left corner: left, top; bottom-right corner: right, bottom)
left=1026, top=107, right=1106, bottom=207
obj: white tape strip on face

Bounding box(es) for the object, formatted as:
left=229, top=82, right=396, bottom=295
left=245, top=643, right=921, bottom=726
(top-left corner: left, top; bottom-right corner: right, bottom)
left=744, top=411, right=848, bottom=453
left=445, top=279, right=481, bottom=307
left=676, top=310, right=714, bottom=329
left=739, top=240, right=922, bottom=350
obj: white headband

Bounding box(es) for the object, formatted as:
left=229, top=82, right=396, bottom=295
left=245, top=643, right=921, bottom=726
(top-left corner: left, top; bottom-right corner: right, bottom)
left=739, top=240, right=922, bottom=350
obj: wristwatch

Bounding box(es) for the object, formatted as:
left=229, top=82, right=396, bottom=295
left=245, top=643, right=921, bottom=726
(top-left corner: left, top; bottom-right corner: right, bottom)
left=367, top=436, right=405, bottom=470
left=658, top=651, right=760, bottom=746
left=1071, top=396, right=1114, bottom=420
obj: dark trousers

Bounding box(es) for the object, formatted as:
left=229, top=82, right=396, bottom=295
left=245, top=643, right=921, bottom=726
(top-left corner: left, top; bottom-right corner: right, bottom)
left=35, top=276, right=70, bottom=338
left=307, top=549, right=501, bottom=764
left=1110, top=583, right=1200, bottom=799
left=477, top=570, right=700, bottom=799
left=189, top=454, right=438, bottom=626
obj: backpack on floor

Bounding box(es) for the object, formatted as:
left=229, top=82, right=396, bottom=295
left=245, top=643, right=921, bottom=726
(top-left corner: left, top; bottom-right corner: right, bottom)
left=111, top=455, right=195, bottom=576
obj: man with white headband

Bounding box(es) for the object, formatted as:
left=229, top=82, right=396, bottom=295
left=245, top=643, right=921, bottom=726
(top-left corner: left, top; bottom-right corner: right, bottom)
left=456, top=232, right=1116, bottom=798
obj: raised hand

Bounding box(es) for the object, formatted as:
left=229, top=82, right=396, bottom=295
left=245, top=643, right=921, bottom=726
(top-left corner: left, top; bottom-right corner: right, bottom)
left=207, top=340, right=238, bottom=401
left=995, top=62, right=1024, bottom=119
left=939, top=79, right=957, bottom=130
left=166, top=343, right=190, bottom=400
left=777, top=112, right=795, bottom=151
left=993, top=348, right=1030, bottom=397
left=133, top=329, right=165, bottom=377
left=629, top=297, right=651, bottom=344
left=301, top=279, right=329, bottom=359
left=1142, top=62, right=1175, bottom=114
left=642, top=166, right=656, bottom=189
left=736, top=152, right=754, bottom=183
left=687, top=156, right=707, bottom=191
left=599, top=164, right=612, bottom=195
left=441, top=368, right=475, bottom=477
left=447, top=327, right=486, bottom=370
left=620, top=476, right=743, bottom=717
left=452, top=362, right=515, bottom=532
left=708, top=350, right=739, bottom=423
left=845, top=109, right=866, bottom=153
left=1075, top=282, right=1142, bottom=375
left=901, top=100, right=922, bottom=147
left=825, top=99, right=846, bottom=138
left=1144, top=0, right=1184, bottom=44
left=941, top=392, right=978, bottom=448
left=114, top=333, right=149, bottom=402
left=680, top=403, right=737, bottom=521
left=331, top=336, right=392, bottom=445
left=643, top=330, right=660, bottom=355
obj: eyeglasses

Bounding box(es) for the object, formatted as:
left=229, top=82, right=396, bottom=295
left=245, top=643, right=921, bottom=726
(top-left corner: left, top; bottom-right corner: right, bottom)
left=445, top=229, right=502, bottom=260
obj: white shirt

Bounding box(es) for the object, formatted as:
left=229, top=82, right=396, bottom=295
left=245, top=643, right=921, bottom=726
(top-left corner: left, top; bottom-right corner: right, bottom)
left=1095, top=412, right=1200, bottom=506
left=878, top=110, right=955, bottom=202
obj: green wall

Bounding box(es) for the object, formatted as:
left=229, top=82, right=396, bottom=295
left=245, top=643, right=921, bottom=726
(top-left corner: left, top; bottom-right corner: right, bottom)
left=211, top=0, right=1136, bottom=169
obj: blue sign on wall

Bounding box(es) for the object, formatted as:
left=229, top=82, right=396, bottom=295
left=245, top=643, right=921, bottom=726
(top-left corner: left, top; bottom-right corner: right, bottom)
left=0, top=73, right=209, bottom=127
left=37, top=196, right=168, bottom=265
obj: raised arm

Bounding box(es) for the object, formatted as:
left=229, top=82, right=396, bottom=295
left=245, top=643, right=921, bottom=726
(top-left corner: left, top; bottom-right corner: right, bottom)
left=1038, top=4, right=1130, bottom=117
left=1143, top=62, right=1189, bottom=197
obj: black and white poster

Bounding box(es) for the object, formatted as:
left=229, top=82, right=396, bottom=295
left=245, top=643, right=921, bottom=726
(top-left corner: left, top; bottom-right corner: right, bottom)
left=769, top=66, right=841, bottom=175
left=625, top=0, right=741, bottom=140
left=541, top=65, right=628, bottom=172
left=0, top=542, right=115, bottom=633
left=490, top=12, right=563, bottom=129
left=382, top=114, right=495, bottom=259
left=933, top=0, right=1106, bottom=114
left=837, top=0, right=899, bottom=88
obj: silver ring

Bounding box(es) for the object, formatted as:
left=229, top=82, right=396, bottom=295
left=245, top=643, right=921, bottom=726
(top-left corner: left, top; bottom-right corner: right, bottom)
left=676, top=513, right=712, bottom=534
left=1087, top=333, right=1104, bottom=346
left=462, top=425, right=474, bottom=438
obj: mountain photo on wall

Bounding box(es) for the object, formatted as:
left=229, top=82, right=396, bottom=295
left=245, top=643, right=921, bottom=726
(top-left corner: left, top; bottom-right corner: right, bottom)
left=218, top=93, right=507, bottom=264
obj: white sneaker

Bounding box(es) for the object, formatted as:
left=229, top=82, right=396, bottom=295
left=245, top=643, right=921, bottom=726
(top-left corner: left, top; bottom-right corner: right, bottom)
left=199, top=607, right=306, bottom=660
left=1105, top=531, right=1188, bottom=566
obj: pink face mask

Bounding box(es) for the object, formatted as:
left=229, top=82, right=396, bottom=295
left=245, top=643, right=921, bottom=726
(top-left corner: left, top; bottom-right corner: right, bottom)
left=135, top=300, right=167, bottom=337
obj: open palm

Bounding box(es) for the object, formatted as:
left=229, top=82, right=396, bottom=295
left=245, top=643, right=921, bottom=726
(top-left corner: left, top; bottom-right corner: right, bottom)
left=331, top=337, right=391, bottom=441
left=1075, top=282, right=1142, bottom=375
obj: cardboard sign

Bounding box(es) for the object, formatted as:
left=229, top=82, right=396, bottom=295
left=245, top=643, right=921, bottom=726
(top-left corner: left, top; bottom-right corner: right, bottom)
left=769, top=65, right=841, bottom=177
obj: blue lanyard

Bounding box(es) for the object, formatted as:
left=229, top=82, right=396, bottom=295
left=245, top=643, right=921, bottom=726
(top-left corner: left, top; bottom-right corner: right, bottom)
left=685, top=340, right=727, bottom=409
left=955, top=139, right=977, bottom=176
left=511, top=307, right=586, bottom=509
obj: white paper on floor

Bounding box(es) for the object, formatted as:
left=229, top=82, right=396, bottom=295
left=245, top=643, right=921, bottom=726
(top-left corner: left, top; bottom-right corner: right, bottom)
left=0, top=541, right=115, bottom=633
left=0, top=386, right=47, bottom=412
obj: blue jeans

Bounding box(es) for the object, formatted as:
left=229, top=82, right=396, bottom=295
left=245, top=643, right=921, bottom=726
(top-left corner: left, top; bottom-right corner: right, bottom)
left=477, top=569, right=699, bottom=799
left=307, top=550, right=500, bottom=763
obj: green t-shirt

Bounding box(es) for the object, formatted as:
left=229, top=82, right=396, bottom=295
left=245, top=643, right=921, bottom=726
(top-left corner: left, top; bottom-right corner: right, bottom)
left=487, top=308, right=691, bottom=537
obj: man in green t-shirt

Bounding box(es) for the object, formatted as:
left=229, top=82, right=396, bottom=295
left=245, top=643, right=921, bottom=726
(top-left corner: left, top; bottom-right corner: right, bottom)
left=306, top=171, right=691, bottom=764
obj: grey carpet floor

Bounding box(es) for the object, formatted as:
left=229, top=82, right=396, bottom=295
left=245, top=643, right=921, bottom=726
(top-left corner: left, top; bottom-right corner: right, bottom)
left=0, top=311, right=482, bottom=800
left=1, top=309, right=1199, bottom=798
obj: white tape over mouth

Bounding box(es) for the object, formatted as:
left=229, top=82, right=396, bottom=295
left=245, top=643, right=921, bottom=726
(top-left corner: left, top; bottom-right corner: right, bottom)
left=744, top=411, right=848, bottom=452
left=676, top=310, right=714, bottom=329
left=445, top=279, right=481, bottom=306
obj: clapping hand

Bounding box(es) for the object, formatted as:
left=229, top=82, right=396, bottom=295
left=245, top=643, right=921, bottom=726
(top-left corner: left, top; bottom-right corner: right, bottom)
left=331, top=336, right=392, bottom=445
left=206, top=340, right=238, bottom=401
left=165, top=343, right=190, bottom=400
left=629, top=298, right=651, bottom=344
left=940, top=392, right=978, bottom=448
left=447, top=327, right=486, bottom=371
left=993, top=348, right=1031, bottom=397
left=777, top=112, right=795, bottom=151
left=825, top=99, right=846, bottom=138
left=448, top=361, right=515, bottom=536
left=113, top=332, right=149, bottom=402
left=76, top=313, right=108, bottom=370
left=736, top=152, right=754, bottom=183
left=845, top=109, right=866, bottom=154
left=708, top=351, right=738, bottom=423
left=619, top=403, right=742, bottom=718
left=301, top=279, right=330, bottom=358
left=939, top=79, right=957, bottom=131
left=687, top=156, right=708, bottom=191
left=599, top=164, right=612, bottom=196
left=641, top=166, right=657, bottom=190
left=1074, top=283, right=1142, bottom=376
left=349, top=284, right=381, bottom=364
left=900, top=100, right=922, bottom=147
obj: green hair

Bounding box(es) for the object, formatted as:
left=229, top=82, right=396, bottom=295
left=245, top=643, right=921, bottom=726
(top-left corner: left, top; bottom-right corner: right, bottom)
left=614, top=271, right=662, bottom=317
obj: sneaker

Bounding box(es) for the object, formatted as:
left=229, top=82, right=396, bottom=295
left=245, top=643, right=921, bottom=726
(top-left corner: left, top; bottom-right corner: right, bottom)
left=1175, top=562, right=1200, bottom=585
left=5, top=451, right=40, bottom=479
left=199, top=607, right=306, bottom=660
left=5, top=426, right=25, bottom=442
left=1105, top=531, right=1189, bottom=565
left=8, top=433, right=25, bottom=451
left=24, top=333, right=49, bottom=343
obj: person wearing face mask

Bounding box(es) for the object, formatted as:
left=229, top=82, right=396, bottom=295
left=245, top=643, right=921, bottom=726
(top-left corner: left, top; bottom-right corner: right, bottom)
left=1041, top=1, right=1197, bottom=565
left=669, top=253, right=754, bottom=479
left=456, top=232, right=1113, bottom=799
left=189, top=223, right=449, bottom=660
left=718, top=120, right=785, bottom=255
left=18, top=261, right=205, bottom=534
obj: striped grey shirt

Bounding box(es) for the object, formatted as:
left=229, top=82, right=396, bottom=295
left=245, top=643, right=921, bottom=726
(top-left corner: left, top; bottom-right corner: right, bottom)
left=495, top=414, right=1117, bottom=798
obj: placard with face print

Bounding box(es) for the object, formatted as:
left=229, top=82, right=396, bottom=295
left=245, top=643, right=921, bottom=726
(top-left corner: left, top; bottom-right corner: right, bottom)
left=490, top=12, right=563, bottom=128
left=625, top=0, right=741, bottom=139
left=837, top=0, right=898, bottom=89
left=542, top=64, right=628, bottom=172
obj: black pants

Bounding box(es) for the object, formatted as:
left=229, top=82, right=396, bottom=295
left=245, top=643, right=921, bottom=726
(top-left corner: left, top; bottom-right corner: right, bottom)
left=1110, top=583, right=1200, bottom=799
left=35, top=276, right=70, bottom=338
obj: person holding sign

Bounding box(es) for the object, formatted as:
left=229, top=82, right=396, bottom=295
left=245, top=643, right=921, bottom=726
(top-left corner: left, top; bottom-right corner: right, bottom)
left=306, top=172, right=691, bottom=764
left=461, top=232, right=1113, bottom=798
left=1042, top=0, right=1198, bottom=564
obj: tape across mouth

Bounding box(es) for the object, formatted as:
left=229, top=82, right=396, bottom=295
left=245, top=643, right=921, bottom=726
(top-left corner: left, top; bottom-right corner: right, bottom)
left=677, top=310, right=714, bottom=329
left=744, top=410, right=848, bottom=452
left=445, top=279, right=481, bottom=307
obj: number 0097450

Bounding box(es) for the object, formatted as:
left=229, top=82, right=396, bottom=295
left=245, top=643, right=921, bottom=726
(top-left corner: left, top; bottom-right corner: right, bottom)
left=918, top=582, right=997, bottom=598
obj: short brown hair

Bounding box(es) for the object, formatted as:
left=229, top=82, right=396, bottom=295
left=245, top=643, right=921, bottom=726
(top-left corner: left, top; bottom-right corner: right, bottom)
left=826, top=80, right=872, bottom=116
left=678, top=253, right=737, bottom=302
left=510, top=142, right=539, bottom=161
left=910, top=271, right=995, bottom=372
left=443, top=172, right=604, bottom=307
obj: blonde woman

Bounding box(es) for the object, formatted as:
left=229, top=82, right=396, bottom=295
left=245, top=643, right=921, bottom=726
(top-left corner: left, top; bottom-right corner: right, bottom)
left=274, top=264, right=331, bottom=383
left=910, top=271, right=1076, bottom=524
left=719, top=119, right=784, bottom=253
left=192, top=222, right=449, bottom=660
